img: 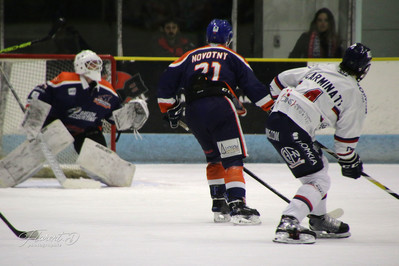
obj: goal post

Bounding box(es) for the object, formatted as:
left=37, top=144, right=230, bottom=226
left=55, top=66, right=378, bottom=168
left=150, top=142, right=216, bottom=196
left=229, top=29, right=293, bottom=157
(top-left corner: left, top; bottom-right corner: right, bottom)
left=0, top=53, right=117, bottom=178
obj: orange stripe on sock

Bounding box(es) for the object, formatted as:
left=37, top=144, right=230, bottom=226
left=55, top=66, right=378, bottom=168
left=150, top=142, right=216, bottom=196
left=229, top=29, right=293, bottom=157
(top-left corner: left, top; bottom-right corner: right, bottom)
left=206, top=162, right=227, bottom=181
left=225, top=166, right=245, bottom=184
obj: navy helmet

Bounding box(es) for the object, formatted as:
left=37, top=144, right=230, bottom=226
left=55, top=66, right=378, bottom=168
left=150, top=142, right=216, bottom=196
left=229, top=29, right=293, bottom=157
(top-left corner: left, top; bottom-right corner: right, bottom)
left=340, top=43, right=372, bottom=81
left=206, top=19, right=233, bottom=45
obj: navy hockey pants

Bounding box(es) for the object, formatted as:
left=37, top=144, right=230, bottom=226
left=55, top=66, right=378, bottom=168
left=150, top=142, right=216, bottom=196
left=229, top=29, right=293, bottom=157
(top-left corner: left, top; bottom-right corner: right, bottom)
left=266, top=111, right=324, bottom=178
left=185, top=96, right=246, bottom=169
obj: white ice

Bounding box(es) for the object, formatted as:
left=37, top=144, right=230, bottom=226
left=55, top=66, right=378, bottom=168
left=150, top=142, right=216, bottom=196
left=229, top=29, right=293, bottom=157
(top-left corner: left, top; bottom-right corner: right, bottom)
left=1, top=163, right=399, bottom=266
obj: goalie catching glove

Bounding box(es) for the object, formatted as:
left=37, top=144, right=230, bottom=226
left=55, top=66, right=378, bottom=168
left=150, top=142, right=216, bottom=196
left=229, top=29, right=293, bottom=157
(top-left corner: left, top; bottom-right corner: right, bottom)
left=338, top=153, right=363, bottom=179
left=113, top=99, right=149, bottom=132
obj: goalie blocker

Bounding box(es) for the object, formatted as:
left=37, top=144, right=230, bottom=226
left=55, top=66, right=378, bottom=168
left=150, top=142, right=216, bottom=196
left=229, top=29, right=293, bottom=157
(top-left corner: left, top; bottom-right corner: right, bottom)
left=77, top=138, right=135, bottom=187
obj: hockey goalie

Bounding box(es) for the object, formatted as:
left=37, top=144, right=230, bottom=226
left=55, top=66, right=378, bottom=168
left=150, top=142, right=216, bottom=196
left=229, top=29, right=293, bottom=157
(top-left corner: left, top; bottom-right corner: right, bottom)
left=0, top=50, right=149, bottom=188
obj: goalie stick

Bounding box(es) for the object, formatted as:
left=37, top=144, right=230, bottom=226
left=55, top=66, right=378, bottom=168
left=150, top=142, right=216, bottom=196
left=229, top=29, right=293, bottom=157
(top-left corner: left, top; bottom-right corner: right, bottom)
left=0, top=17, right=66, bottom=53
left=177, top=121, right=344, bottom=218
left=0, top=212, right=39, bottom=239
left=316, top=141, right=399, bottom=200
left=0, top=66, right=101, bottom=189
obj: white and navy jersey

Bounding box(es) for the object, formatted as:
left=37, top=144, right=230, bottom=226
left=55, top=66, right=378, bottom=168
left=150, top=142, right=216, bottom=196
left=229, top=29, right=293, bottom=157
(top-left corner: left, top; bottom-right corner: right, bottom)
left=27, top=72, right=122, bottom=136
left=157, top=44, right=273, bottom=113
left=269, top=64, right=367, bottom=159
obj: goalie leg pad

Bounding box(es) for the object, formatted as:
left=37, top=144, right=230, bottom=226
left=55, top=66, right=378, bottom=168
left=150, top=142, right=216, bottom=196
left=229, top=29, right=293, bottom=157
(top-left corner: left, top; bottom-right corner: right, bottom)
left=76, top=138, right=135, bottom=187
left=0, top=120, right=74, bottom=187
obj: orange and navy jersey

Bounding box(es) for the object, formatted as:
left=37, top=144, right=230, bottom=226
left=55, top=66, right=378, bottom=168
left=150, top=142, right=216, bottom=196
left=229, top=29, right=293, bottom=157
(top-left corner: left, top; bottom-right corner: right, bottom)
left=27, top=71, right=121, bottom=135
left=157, top=44, right=273, bottom=113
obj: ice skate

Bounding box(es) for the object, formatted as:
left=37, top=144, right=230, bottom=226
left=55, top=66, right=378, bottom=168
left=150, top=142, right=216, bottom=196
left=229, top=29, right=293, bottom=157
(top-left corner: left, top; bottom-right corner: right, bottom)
left=228, top=200, right=261, bottom=225
left=308, top=214, right=351, bottom=238
left=273, top=215, right=316, bottom=244
left=212, top=198, right=231, bottom=223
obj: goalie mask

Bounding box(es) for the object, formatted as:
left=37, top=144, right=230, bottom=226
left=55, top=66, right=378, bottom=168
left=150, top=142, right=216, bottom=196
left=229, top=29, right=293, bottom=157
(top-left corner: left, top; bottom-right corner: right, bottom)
left=206, top=19, right=233, bottom=46
left=74, top=50, right=103, bottom=82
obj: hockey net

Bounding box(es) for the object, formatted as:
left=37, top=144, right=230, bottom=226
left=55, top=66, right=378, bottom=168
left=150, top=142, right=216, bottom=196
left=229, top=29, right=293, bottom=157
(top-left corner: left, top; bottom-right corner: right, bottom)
left=0, top=54, right=117, bottom=178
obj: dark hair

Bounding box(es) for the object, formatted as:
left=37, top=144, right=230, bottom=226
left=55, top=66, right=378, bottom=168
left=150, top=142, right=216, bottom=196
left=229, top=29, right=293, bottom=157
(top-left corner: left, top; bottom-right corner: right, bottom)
left=163, top=19, right=179, bottom=28
left=309, top=8, right=337, bottom=39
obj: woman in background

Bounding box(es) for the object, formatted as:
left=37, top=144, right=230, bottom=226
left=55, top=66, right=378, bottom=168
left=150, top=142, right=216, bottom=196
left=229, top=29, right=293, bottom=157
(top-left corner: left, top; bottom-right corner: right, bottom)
left=289, top=8, right=343, bottom=58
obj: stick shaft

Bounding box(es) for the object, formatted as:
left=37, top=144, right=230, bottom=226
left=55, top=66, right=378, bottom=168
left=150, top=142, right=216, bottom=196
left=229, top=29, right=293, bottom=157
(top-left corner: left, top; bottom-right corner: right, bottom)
left=177, top=121, right=291, bottom=203
left=316, top=141, right=399, bottom=200
left=0, top=212, right=27, bottom=238
left=0, top=65, right=68, bottom=186
left=243, top=167, right=291, bottom=203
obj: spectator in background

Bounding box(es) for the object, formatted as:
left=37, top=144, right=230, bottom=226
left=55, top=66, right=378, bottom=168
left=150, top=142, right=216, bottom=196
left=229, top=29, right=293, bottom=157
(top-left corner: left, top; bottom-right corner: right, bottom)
left=154, top=19, right=195, bottom=57
left=289, top=8, right=343, bottom=58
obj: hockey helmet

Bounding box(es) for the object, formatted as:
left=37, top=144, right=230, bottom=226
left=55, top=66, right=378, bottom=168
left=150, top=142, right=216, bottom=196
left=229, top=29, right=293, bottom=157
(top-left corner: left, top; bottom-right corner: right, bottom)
left=340, top=43, right=372, bottom=81
left=206, top=19, right=233, bottom=46
left=74, top=50, right=103, bottom=82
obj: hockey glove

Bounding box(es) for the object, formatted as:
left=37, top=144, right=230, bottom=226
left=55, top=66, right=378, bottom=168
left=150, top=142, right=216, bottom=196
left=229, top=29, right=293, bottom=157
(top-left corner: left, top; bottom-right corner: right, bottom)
left=166, top=101, right=183, bottom=129
left=338, top=153, right=363, bottom=179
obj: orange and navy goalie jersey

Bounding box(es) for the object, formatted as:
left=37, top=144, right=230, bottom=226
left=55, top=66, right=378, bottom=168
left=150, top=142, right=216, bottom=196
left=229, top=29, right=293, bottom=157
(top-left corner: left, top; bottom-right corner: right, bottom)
left=27, top=72, right=122, bottom=136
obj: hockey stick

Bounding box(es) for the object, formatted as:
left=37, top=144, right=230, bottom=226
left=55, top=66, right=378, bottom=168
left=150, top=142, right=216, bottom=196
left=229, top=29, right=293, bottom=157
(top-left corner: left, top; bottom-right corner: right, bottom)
left=0, top=212, right=39, bottom=239
left=242, top=166, right=344, bottom=218
left=177, top=121, right=291, bottom=202
left=177, top=121, right=343, bottom=217
left=0, top=66, right=101, bottom=189
left=0, top=17, right=66, bottom=54
left=243, top=167, right=290, bottom=203
left=316, top=141, right=399, bottom=200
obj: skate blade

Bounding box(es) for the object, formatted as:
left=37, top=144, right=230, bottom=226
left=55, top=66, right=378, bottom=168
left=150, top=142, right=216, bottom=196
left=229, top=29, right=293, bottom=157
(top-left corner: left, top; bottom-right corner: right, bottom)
left=214, top=212, right=231, bottom=223
left=314, top=231, right=351, bottom=239
left=273, top=232, right=315, bottom=244
left=231, top=215, right=261, bottom=225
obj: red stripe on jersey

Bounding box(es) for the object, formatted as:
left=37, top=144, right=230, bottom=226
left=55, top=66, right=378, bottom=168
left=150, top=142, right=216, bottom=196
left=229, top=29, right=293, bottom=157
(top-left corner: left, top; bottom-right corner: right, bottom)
left=274, top=76, right=285, bottom=90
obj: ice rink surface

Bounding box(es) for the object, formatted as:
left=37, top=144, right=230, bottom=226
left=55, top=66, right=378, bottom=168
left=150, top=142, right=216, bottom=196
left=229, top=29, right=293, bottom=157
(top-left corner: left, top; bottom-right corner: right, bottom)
left=1, top=163, right=399, bottom=266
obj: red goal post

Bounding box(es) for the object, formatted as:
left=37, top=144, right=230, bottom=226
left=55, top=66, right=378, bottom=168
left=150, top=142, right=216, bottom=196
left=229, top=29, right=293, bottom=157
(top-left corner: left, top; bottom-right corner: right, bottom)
left=0, top=53, right=117, bottom=177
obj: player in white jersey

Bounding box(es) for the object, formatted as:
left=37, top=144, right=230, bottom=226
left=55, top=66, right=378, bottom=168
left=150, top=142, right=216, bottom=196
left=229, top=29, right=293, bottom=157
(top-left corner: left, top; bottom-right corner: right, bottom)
left=266, top=43, right=372, bottom=244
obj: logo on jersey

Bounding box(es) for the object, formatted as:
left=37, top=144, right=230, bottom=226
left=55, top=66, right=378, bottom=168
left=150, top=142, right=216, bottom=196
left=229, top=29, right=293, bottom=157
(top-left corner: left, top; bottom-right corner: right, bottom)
left=217, top=138, right=242, bottom=158
left=296, top=140, right=318, bottom=165
left=68, top=88, right=77, bottom=96
left=68, top=107, right=97, bottom=122
left=94, top=95, right=112, bottom=109
left=281, top=147, right=305, bottom=168
left=31, top=91, right=40, bottom=99
left=266, top=128, right=279, bottom=141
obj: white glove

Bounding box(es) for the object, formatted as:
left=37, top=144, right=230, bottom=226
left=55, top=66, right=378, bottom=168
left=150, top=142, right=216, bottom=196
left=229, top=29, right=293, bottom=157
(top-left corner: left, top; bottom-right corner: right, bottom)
left=113, top=99, right=149, bottom=131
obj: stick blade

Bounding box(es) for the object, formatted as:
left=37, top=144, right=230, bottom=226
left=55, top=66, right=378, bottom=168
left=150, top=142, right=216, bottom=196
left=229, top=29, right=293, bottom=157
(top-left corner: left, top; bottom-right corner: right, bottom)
left=19, top=230, right=40, bottom=240
left=327, top=208, right=344, bottom=219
